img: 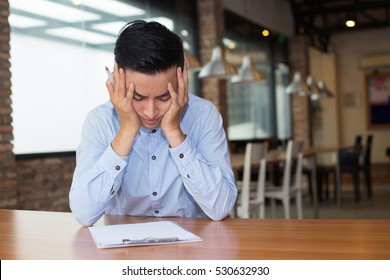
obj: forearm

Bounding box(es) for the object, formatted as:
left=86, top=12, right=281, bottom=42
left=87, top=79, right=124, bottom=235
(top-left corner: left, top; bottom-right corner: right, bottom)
left=111, top=124, right=138, bottom=156
left=165, top=128, right=186, bottom=148
left=69, top=145, right=128, bottom=226
left=184, top=165, right=237, bottom=220
left=170, top=138, right=237, bottom=220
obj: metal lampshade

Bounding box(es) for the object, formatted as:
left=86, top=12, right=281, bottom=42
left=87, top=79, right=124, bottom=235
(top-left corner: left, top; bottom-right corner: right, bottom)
left=306, top=75, right=320, bottom=95
left=230, top=55, right=266, bottom=83
left=285, top=72, right=308, bottom=96
left=310, top=80, right=334, bottom=100
left=198, top=46, right=236, bottom=79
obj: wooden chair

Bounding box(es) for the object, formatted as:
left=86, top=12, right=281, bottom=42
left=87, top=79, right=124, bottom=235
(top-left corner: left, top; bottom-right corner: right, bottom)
left=314, top=135, right=363, bottom=202
left=235, top=142, right=268, bottom=218
left=319, top=135, right=364, bottom=201
left=264, top=140, right=304, bottom=219
left=360, top=134, right=373, bottom=198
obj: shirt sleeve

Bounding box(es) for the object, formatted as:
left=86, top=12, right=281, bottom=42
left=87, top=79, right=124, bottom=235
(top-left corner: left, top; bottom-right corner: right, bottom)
left=69, top=109, right=129, bottom=226
left=169, top=104, right=237, bottom=221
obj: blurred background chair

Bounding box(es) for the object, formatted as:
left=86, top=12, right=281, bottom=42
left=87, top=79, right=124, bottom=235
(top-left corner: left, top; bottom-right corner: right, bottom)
left=338, top=139, right=363, bottom=201
left=360, top=134, right=374, bottom=198
left=235, top=142, right=268, bottom=218
left=264, top=140, right=304, bottom=219
left=317, top=134, right=368, bottom=202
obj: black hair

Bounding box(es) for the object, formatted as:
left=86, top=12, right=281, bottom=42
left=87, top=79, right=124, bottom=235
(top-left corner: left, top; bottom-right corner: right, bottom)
left=114, top=20, right=184, bottom=75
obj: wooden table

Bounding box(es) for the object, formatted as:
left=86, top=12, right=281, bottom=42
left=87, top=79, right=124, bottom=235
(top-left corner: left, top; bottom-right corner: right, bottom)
left=1, top=209, right=389, bottom=260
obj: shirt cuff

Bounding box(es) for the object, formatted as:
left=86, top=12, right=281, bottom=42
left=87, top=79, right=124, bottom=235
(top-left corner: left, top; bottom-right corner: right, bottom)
left=169, top=136, right=197, bottom=168
left=97, top=144, right=129, bottom=177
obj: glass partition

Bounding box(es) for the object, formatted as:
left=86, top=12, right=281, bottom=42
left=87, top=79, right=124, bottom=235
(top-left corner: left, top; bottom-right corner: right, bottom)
left=224, top=11, right=291, bottom=143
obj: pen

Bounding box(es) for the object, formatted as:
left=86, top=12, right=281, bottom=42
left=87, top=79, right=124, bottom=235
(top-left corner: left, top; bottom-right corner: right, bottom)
left=122, top=236, right=179, bottom=245
left=105, top=66, right=114, bottom=86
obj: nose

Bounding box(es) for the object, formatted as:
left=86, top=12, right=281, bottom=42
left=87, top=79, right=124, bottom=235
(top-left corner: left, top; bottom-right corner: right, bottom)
left=144, top=100, right=158, bottom=119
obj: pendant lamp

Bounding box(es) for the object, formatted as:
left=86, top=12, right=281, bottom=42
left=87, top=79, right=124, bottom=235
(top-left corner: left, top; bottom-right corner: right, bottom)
left=310, top=80, right=334, bottom=100
left=285, top=72, right=308, bottom=96
left=230, top=55, right=266, bottom=83
left=198, top=46, right=236, bottom=79
left=306, top=75, right=320, bottom=95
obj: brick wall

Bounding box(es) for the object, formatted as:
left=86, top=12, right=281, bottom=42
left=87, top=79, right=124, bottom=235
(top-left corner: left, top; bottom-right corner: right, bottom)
left=0, top=0, right=17, bottom=208
left=288, top=35, right=312, bottom=146
left=16, top=155, right=75, bottom=211
left=197, top=0, right=229, bottom=132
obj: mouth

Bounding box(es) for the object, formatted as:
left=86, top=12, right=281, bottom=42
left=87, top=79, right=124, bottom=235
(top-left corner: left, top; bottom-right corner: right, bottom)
left=143, top=118, right=159, bottom=126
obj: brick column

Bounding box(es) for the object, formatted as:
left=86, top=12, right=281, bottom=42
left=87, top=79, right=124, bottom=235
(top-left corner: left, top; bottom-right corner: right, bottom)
left=0, top=0, right=17, bottom=208
left=197, top=0, right=229, bottom=132
left=288, top=35, right=312, bottom=146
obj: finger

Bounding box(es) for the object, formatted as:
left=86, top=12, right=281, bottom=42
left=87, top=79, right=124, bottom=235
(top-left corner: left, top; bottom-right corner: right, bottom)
left=183, top=60, right=189, bottom=90
left=176, top=66, right=186, bottom=104
left=167, top=82, right=178, bottom=105
left=126, top=81, right=135, bottom=100
left=177, top=62, right=189, bottom=105
left=106, top=79, right=114, bottom=95
left=106, top=63, right=117, bottom=99
left=183, top=60, right=189, bottom=103
left=118, top=67, right=126, bottom=100
left=110, top=63, right=119, bottom=102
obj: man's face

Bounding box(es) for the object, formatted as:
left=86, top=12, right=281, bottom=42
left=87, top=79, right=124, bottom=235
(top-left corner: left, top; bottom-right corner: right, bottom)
left=125, top=67, right=177, bottom=129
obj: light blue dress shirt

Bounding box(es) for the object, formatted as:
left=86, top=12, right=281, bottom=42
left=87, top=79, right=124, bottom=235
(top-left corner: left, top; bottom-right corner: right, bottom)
left=69, top=94, right=237, bottom=226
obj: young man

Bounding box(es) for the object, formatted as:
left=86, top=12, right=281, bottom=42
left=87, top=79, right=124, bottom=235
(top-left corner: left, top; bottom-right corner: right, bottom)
left=69, top=20, right=237, bottom=226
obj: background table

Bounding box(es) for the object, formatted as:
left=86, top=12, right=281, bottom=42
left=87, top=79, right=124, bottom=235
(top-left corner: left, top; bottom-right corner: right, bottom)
left=1, top=209, right=390, bottom=260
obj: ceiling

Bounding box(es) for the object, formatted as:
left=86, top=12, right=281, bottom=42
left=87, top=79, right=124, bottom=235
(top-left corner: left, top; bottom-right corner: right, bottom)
left=8, top=0, right=177, bottom=52
left=287, top=0, right=390, bottom=51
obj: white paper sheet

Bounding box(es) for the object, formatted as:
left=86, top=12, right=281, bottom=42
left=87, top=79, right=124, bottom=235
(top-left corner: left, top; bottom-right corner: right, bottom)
left=89, top=221, right=202, bottom=248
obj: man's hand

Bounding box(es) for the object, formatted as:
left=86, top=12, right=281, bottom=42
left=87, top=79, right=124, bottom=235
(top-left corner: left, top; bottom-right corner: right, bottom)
left=106, top=63, right=140, bottom=156
left=161, top=61, right=189, bottom=148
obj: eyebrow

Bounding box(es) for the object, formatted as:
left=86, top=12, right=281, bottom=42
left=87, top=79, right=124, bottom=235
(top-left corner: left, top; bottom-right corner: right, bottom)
left=134, top=91, right=171, bottom=99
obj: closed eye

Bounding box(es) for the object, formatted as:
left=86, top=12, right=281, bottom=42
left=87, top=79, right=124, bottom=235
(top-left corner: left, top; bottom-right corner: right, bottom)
left=133, top=92, right=145, bottom=101
left=159, top=94, right=171, bottom=101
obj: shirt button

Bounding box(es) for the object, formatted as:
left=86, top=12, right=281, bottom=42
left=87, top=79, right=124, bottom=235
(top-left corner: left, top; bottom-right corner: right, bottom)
left=115, top=165, right=121, bottom=170
left=151, top=129, right=157, bottom=133
left=154, top=210, right=159, bottom=214
left=187, top=174, right=190, bottom=179
left=151, top=155, right=156, bottom=160
left=179, top=153, right=184, bottom=158
left=152, top=191, right=157, bottom=196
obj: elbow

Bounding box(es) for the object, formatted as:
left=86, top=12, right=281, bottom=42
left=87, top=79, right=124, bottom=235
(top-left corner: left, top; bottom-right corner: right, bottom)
left=209, top=213, right=227, bottom=221
left=69, top=196, right=100, bottom=227
left=207, top=187, right=237, bottom=221
left=206, top=203, right=235, bottom=221
left=72, top=211, right=97, bottom=227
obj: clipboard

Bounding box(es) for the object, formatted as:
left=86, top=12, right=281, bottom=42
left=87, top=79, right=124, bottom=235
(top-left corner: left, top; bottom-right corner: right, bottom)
left=89, top=221, right=202, bottom=248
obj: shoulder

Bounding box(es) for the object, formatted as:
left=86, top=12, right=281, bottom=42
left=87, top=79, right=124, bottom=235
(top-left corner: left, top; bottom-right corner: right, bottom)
left=83, top=101, right=119, bottom=131
left=187, top=93, right=217, bottom=113
left=182, top=94, right=222, bottom=128
left=87, top=101, right=116, bottom=120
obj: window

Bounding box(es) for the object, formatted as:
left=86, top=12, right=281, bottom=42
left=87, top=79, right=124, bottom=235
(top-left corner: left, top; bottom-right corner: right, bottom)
left=224, top=11, right=291, bottom=142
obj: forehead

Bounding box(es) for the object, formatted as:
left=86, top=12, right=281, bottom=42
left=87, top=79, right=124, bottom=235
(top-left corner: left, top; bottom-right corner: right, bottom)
left=125, top=67, right=177, bottom=96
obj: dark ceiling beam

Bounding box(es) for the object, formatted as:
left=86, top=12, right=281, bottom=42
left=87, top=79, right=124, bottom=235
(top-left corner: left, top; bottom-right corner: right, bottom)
left=295, top=1, right=390, bottom=16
